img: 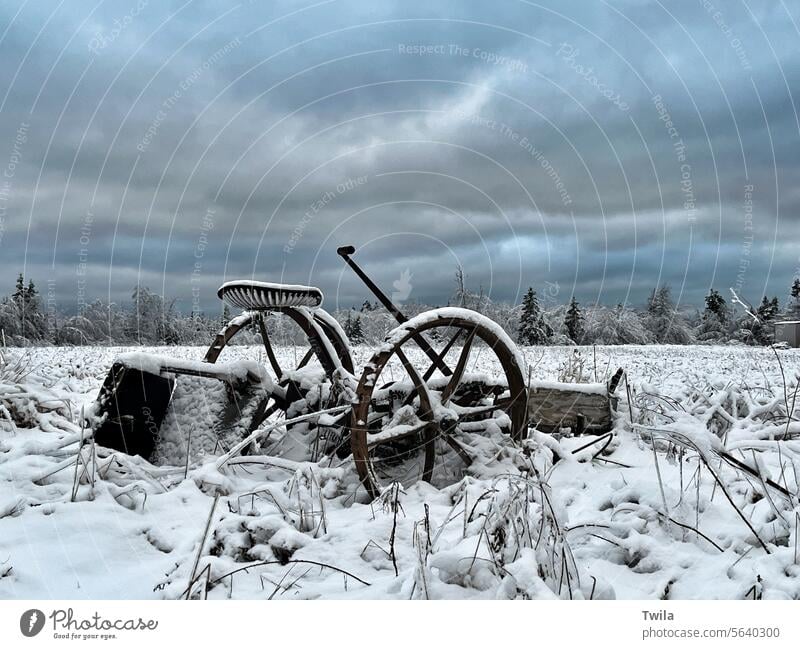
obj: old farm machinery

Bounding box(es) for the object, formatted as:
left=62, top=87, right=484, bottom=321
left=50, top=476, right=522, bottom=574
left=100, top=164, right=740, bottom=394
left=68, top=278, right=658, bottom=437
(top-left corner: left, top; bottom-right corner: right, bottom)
left=92, top=246, right=619, bottom=498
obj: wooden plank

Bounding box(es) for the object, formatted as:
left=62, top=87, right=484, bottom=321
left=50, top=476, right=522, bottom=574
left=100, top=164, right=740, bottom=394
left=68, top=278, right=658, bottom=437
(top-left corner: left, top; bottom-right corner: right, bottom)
left=527, top=385, right=613, bottom=433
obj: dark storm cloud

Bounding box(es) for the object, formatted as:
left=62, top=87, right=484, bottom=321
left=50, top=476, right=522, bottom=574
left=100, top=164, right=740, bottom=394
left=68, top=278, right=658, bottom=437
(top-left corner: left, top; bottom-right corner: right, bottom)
left=0, top=0, right=797, bottom=314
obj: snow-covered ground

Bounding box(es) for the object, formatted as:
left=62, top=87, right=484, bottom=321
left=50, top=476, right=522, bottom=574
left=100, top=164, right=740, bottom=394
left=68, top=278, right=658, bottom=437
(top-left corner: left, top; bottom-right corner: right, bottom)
left=1, top=343, right=800, bottom=599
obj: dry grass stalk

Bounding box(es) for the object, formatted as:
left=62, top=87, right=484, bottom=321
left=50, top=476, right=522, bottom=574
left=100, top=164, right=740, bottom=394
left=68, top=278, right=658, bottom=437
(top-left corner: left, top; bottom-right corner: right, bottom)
left=186, top=494, right=220, bottom=600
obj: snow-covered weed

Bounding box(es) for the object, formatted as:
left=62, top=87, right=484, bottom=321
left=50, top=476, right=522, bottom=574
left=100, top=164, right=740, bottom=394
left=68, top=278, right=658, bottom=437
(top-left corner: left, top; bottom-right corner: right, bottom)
left=557, top=348, right=592, bottom=383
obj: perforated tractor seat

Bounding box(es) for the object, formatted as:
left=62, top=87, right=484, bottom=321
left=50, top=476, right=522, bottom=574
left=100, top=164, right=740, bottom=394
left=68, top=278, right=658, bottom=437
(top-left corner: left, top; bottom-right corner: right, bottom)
left=218, top=280, right=324, bottom=310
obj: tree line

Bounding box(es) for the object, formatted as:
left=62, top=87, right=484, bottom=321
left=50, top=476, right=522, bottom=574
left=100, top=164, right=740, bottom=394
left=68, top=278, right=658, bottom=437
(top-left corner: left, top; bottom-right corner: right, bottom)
left=1, top=271, right=797, bottom=347
left=0, top=275, right=229, bottom=346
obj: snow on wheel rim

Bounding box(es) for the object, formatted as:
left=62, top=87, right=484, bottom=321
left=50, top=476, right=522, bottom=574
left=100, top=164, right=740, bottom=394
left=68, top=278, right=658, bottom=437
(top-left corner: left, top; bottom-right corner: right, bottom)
left=350, top=307, right=529, bottom=499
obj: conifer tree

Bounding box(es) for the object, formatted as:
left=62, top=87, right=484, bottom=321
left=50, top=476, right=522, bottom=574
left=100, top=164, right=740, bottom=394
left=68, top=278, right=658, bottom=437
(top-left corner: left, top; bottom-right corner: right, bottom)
left=518, top=287, right=551, bottom=345
left=9, top=274, right=46, bottom=340
left=787, top=279, right=800, bottom=318
left=13, top=274, right=24, bottom=300
left=346, top=312, right=365, bottom=343
left=704, top=289, right=727, bottom=323
left=644, top=285, right=693, bottom=344
left=750, top=296, right=780, bottom=345
left=564, top=296, right=584, bottom=343
left=696, top=288, right=729, bottom=342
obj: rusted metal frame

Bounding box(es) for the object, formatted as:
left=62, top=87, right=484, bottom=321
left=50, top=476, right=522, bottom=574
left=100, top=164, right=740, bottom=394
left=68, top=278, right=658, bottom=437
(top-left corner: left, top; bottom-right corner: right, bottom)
left=393, top=336, right=475, bottom=468
left=396, top=325, right=466, bottom=412
left=337, top=245, right=452, bottom=376
left=277, top=308, right=356, bottom=435
left=397, top=322, right=488, bottom=457
left=393, top=347, right=437, bottom=482
left=440, top=326, right=477, bottom=405
left=350, top=344, right=431, bottom=499
left=203, top=313, right=254, bottom=363
left=367, top=326, right=480, bottom=476
left=350, top=362, right=382, bottom=497
left=280, top=307, right=346, bottom=378
left=310, top=308, right=355, bottom=374
left=296, top=348, right=315, bottom=369
left=337, top=245, right=407, bottom=324
left=256, top=313, right=284, bottom=380
left=351, top=314, right=528, bottom=498
left=364, top=416, right=473, bottom=467
left=394, top=341, right=474, bottom=472
left=439, top=426, right=474, bottom=466
left=206, top=307, right=352, bottom=379
left=394, top=347, right=434, bottom=420
left=422, top=323, right=479, bottom=465
left=203, top=307, right=349, bottom=422
left=422, top=328, right=463, bottom=381
left=366, top=420, right=428, bottom=449
left=473, top=322, right=528, bottom=441
left=443, top=316, right=528, bottom=441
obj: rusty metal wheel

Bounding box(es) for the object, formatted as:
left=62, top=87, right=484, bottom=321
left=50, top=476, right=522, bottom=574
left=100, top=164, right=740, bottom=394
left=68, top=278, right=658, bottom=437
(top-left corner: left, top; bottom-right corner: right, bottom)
left=203, top=307, right=354, bottom=449
left=204, top=307, right=353, bottom=377
left=350, top=307, right=528, bottom=499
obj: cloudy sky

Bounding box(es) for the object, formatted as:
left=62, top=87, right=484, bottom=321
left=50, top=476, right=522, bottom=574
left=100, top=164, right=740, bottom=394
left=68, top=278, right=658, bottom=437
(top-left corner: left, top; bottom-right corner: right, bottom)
left=0, top=0, right=797, bottom=314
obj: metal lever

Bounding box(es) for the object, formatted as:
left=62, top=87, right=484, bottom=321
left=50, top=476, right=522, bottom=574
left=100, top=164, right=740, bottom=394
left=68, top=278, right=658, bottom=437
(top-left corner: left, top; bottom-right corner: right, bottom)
left=337, top=245, right=452, bottom=376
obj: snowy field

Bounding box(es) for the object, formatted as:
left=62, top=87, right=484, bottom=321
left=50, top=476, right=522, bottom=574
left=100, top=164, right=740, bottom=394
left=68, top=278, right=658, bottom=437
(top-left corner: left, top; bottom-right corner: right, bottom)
left=1, top=343, right=800, bottom=600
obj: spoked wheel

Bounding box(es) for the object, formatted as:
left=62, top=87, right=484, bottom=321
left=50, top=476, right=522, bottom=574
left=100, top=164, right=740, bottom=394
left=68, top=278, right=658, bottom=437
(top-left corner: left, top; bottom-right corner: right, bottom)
left=202, top=306, right=354, bottom=460
left=350, top=307, right=529, bottom=499
left=205, top=307, right=353, bottom=413
left=204, top=308, right=352, bottom=377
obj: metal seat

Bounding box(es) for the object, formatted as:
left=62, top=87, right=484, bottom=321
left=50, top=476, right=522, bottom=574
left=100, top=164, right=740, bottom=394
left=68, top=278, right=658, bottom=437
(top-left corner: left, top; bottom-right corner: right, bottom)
left=218, top=280, right=323, bottom=310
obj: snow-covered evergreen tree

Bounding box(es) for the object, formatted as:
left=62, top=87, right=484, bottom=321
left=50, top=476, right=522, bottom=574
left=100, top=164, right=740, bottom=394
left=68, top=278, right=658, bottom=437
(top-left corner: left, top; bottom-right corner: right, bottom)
left=517, top=287, right=552, bottom=345
left=705, top=289, right=728, bottom=322
left=564, top=297, right=584, bottom=344
left=352, top=314, right=365, bottom=343
left=787, top=279, right=800, bottom=319
left=747, top=296, right=781, bottom=345
left=696, top=289, right=729, bottom=342
left=756, top=295, right=780, bottom=321
left=343, top=310, right=365, bottom=343
left=644, top=286, right=693, bottom=344
left=7, top=274, right=47, bottom=342
left=12, top=274, right=24, bottom=303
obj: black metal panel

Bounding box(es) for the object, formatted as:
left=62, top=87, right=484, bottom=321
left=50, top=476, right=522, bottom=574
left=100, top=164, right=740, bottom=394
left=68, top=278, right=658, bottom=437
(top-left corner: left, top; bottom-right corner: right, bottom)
left=92, top=363, right=174, bottom=459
